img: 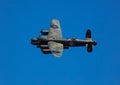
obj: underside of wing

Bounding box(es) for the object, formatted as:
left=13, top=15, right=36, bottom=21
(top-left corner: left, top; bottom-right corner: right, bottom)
left=47, top=19, right=62, bottom=40
left=48, top=41, right=63, bottom=57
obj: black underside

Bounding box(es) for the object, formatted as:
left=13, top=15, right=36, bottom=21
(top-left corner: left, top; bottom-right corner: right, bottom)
left=31, top=39, right=96, bottom=47
left=31, top=38, right=97, bottom=54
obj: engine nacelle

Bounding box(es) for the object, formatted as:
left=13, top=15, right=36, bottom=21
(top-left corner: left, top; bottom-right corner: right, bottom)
left=37, top=45, right=49, bottom=49
left=41, top=49, right=51, bottom=54
left=39, top=36, right=47, bottom=40
left=40, top=30, right=49, bottom=35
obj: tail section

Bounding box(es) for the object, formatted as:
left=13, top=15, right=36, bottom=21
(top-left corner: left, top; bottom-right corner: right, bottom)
left=86, top=29, right=96, bottom=52
left=86, top=29, right=92, bottom=40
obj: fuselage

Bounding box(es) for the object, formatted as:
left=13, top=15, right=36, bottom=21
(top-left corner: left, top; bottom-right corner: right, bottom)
left=31, top=36, right=96, bottom=48
left=31, top=19, right=97, bottom=56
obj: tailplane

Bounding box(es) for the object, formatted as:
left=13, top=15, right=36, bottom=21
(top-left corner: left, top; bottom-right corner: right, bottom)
left=86, top=29, right=92, bottom=40
left=86, top=29, right=93, bottom=52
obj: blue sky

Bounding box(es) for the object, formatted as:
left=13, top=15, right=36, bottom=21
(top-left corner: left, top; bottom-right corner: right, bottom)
left=0, top=0, right=120, bottom=85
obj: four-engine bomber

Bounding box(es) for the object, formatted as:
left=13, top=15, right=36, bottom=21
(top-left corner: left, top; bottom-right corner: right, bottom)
left=31, top=19, right=97, bottom=57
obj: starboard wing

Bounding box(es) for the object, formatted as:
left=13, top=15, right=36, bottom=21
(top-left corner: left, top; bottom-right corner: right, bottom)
left=47, top=19, right=62, bottom=40
left=48, top=41, right=63, bottom=57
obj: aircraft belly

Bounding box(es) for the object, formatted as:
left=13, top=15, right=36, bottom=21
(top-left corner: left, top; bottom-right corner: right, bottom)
left=68, top=41, right=86, bottom=46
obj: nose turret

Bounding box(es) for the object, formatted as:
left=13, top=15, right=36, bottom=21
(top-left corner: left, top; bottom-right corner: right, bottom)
left=31, top=38, right=39, bottom=45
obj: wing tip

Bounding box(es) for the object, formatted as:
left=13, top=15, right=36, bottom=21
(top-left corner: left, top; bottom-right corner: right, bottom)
left=53, top=54, right=62, bottom=58
left=51, top=50, right=62, bottom=58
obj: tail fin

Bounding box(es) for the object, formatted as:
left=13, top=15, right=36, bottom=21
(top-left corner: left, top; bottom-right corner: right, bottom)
left=86, top=29, right=92, bottom=40
left=86, top=29, right=93, bottom=52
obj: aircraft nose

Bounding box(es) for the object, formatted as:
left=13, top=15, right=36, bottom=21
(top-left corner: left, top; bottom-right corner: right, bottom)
left=31, top=38, right=39, bottom=45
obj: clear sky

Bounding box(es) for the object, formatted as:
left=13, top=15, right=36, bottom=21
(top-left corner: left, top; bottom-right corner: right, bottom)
left=0, top=0, right=120, bottom=85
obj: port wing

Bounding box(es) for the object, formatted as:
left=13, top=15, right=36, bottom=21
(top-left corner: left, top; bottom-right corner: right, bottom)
left=47, top=19, right=62, bottom=40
